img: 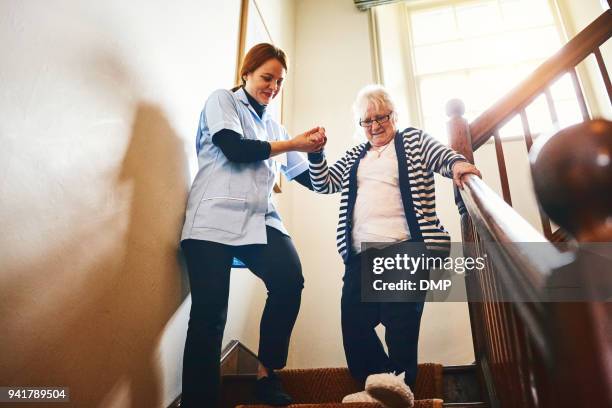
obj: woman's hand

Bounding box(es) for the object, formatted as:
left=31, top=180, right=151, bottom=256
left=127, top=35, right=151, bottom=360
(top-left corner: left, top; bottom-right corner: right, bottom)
left=452, top=161, right=481, bottom=189
left=291, top=127, right=327, bottom=152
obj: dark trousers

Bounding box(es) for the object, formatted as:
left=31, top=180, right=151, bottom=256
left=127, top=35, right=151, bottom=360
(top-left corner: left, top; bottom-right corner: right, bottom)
left=341, top=250, right=426, bottom=388
left=180, top=226, right=304, bottom=408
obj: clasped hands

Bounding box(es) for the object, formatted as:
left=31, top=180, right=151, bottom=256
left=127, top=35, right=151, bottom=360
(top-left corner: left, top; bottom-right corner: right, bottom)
left=291, top=127, right=327, bottom=153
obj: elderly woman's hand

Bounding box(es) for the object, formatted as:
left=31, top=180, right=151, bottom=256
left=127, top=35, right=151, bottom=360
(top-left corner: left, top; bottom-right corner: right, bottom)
left=452, top=161, right=481, bottom=189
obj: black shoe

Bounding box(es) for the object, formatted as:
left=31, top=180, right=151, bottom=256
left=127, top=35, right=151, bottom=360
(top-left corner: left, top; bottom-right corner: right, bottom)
left=254, top=372, right=293, bottom=406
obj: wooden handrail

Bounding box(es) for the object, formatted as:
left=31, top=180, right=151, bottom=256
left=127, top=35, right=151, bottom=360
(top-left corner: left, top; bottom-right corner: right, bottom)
left=458, top=174, right=572, bottom=359
left=459, top=175, right=566, bottom=279
left=470, top=9, right=612, bottom=149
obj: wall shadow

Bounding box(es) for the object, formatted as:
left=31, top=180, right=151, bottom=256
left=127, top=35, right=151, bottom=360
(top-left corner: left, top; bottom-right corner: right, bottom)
left=0, top=102, right=191, bottom=407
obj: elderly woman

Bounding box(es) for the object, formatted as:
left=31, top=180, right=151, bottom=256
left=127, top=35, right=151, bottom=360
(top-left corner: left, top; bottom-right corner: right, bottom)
left=308, top=85, right=480, bottom=404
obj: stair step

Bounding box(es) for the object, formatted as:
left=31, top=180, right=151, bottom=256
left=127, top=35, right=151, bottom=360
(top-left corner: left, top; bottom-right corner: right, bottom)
left=220, top=365, right=485, bottom=408
left=238, top=401, right=443, bottom=408
left=442, top=365, right=482, bottom=403
left=236, top=401, right=487, bottom=408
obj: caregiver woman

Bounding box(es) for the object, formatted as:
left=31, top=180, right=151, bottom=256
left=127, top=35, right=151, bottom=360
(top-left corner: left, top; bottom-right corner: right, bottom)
left=308, top=85, right=480, bottom=399
left=180, top=43, right=325, bottom=408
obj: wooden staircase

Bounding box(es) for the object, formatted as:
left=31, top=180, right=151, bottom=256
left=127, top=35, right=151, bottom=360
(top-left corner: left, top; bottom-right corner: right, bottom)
left=217, top=341, right=486, bottom=408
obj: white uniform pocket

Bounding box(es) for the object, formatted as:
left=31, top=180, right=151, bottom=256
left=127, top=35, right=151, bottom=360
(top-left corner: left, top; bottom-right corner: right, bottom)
left=193, top=196, right=248, bottom=235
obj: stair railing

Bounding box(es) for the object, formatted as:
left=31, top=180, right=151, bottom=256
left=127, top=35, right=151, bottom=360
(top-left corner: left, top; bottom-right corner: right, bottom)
left=446, top=5, right=612, bottom=408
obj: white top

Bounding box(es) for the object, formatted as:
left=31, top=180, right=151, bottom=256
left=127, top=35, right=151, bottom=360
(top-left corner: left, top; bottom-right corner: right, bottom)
left=352, top=141, right=410, bottom=253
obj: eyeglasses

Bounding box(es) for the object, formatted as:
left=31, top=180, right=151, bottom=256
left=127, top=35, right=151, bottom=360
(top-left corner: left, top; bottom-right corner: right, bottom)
left=359, top=113, right=392, bottom=128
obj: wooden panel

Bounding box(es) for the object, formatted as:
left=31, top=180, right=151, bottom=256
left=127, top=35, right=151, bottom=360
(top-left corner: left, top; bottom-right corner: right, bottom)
left=221, top=351, right=239, bottom=375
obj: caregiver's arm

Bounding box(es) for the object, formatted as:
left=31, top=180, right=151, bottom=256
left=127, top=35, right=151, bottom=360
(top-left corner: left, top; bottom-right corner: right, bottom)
left=212, top=129, right=270, bottom=163
left=270, top=127, right=326, bottom=156
left=213, top=127, right=325, bottom=163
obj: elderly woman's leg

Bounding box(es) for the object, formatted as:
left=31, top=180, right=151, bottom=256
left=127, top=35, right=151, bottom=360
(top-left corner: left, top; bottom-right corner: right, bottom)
left=380, top=301, right=425, bottom=388
left=341, top=255, right=393, bottom=383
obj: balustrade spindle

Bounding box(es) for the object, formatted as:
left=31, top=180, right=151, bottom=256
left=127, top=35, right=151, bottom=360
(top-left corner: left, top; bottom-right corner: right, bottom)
left=570, top=68, right=590, bottom=120
left=544, top=88, right=559, bottom=128
left=493, top=130, right=512, bottom=206
left=594, top=48, right=612, bottom=105
left=519, top=110, right=553, bottom=239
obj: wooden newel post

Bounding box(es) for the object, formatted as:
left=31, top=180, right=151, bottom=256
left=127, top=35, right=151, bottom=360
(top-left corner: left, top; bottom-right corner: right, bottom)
left=445, top=100, right=487, bottom=388
left=530, top=119, right=612, bottom=242
left=446, top=99, right=474, bottom=218
left=446, top=98, right=474, bottom=164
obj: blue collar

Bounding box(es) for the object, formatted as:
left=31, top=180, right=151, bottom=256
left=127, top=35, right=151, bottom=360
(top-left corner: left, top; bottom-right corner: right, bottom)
left=235, top=87, right=269, bottom=122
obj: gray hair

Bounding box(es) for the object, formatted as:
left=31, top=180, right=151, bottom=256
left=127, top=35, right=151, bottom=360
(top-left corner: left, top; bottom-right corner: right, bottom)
left=352, top=84, right=397, bottom=123
left=352, top=84, right=398, bottom=140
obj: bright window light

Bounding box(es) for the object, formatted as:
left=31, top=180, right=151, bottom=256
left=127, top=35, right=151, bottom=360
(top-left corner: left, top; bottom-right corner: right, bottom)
left=407, top=0, right=581, bottom=143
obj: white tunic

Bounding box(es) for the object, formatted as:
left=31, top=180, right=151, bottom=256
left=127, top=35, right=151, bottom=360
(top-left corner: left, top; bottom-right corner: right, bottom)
left=181, top=88, right=308, bottom=245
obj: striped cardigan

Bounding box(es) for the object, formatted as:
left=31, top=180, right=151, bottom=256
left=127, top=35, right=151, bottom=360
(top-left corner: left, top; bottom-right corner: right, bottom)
left=308, top=127, right=466, bottom=263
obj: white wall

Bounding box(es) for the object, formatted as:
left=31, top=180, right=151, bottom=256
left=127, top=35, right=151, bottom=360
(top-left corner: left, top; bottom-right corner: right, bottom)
left=286, top=0, right=374, bottom=369
left=0, top=1, right=243, bottom=406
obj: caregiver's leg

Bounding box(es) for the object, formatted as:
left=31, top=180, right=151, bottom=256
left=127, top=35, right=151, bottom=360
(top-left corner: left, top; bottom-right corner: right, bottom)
left=180, top=239, right=234, bottom=408
left=341, top=254, right=392, bottom=383
left=236, top=226, right=304, bottom=370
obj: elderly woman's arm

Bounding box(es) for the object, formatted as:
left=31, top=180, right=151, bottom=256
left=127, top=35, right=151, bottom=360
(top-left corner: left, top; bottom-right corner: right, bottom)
left=307, top=147, right=358, bottom=194
left=419, top=131, right=481, bottom=188
left=420, top=131, right=466, bottom=176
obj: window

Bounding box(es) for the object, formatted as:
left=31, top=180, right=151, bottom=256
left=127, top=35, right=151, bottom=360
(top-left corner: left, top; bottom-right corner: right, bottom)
left=405, top=0, right=584, bottom=142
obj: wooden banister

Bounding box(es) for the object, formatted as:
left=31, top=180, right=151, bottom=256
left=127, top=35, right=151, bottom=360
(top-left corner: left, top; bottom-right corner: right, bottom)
left=458, top=174, right=561, bottom=362
left=452, top=120, right=612, bottom=408
left=447, top=4, right=612, bottom=404
left=469, top=9, right=612, bottom=149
